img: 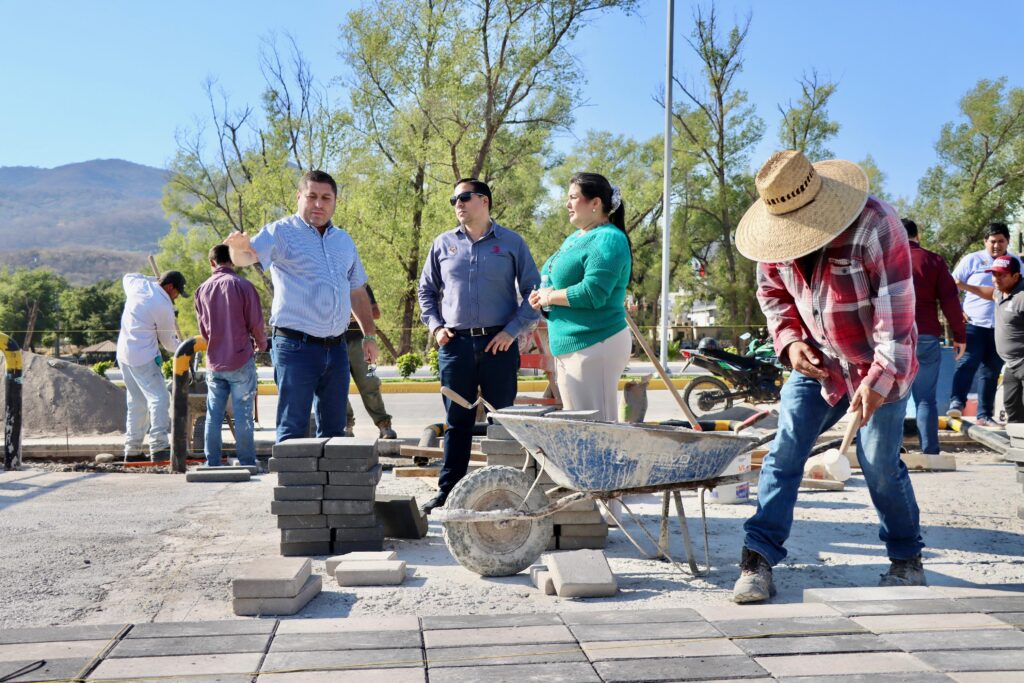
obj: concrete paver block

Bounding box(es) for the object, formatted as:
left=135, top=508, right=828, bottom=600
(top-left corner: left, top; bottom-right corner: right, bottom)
left=277, top=514, right=327, bottom=530
left=320, top=455, right=379, bottom=472
left=196, top=464, right=259, bottom=475
left=714, top=615, right=865, bottom=639
left=697, top=602, right=840, bottom=622
left=561, top=608, right=702, bottom=625
left=555, top=522, right=608, bottom=536
left=853, top=612, right=1011, bottom=633
left=332, top=539, right=385, bottom=554
left=424, top=624, right=574, bottom=648
left=479, top=438, right=527, bottom=455
left=992, top=612, right=1024, bottom=627
left=329, top=464, right=383, bottom=485
left=580, top=636, right=744, bottom=661
left=484, top=453, right=532, bottom=468
left=931, top=586, right=1024, bottom=599
left=248, top=669, right=423, bottom=683
left=332, top=524, right=385, bottom=542
left=804, top=585, right=941, bottom=602
left=90, top=652, right=263, bottom=679
left=233, top=574, right=321, bottom=616
left=375, top=494, right=428, bottom=539
left=421, top=613, right=563, bottom=630
left=272, top=438, right=328, bottom=458
left=733, top=632, right=895, bottom=656
left=880, top=628, right=1024, bottom=652
left=186, top=469, right=251, bottom=483
left=494, top=406, right=556, bottom=416
left=529, top=565, right=555, bottom=595
left=425, top=643, right=588, bottom=669
left=280, top=541, right=332, bottom=556
left=280, top=527, right=332, bottom=543
left=0, top=624, right=126, bottom=644
left=556, top=536, right=607, bottom=550
left=269, top=457, right=320, bottom=473
left=486, top=424, right=512, bottom=440
left=429, top=662, right=599, bottom=683
left=0, top=639, right=112, bottom=660
left=326, top=551, right=397, bottom=575
left=547, top=410, right=600, bottom=421
left=323, top=485, right=376, bottom=500
left=336, top=559, right=406, bottom=586
left=108, top=633, right=271, bottom=658
left=755, top=651, right=935, bottom=678
left=915, top=649, right=1024, bottom=672
left=326, top=513, right=378, bottom=528
left=323, top=499, right=374, bottom=515
left=127, top=620, right=276, bottom=638
left=275, top=616, right=419, bottom=634
left=546, top=550, right=616, bottom=598
left=271, top=500, right=322, bottom=516
left=277, top=471, right=327, bottom=486
left=829, top=598, right=970, bottom=617
left=260, top=648, right=427, bottom=671
left=956, top=596, right=1024, bottom=613
left=270, top=630, right=421, bottom=652
left=0, top=657, right=92, bottom=681
left=570, top=620, right=722, bottom=643
left=274, top=485, right=324, bottom=501
left=324, top=436, right=378, bottom=459
left=595, top=655, right=767, bottom=682
left=232, top=557, right=310, bottom=598
left=551, top=510, right=604, bottom=525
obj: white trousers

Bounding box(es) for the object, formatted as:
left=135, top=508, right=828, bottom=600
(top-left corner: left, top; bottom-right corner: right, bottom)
left=122, top=360, right=170, bottom=456
left=554, top=327, right=632, bottom=422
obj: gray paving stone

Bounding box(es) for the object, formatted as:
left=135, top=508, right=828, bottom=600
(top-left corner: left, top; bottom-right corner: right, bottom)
left=89, top=652, right=264, bottom=679
left=698, top=603, right=841, bottom=621
left=546, top=410, right=600, bottom=421
left=495, top=406, right=557, bottom=416
left=323, top=499, right=374, bottom=515
left=854, top=612, right=1008, bottom=633
left=233, top=574, right=322, bottom=616
left=0, top=624, right=126, bottom=644
left=280, top=541, right=332, bottom=556
left=320, top=455, right=379, bottom=472
left=426, top=643, right=588, bottom=669
left=274, top=485, right=324, bottom=501
left=580, top=637, right=743, bottom=661
left=326, top=551, right=397, bottom=575
left=479, top=438, right=527, bottom=455
left=127, top=620, right=276, bottom=638
left=0, top=658, right=92, bottom=682
left=426, top=625, right=574, bottom=648
left=550, top=510, right=603, bottom=525
left=486, top=423, right=513, bottom=440
left=570, top=620, right=722, bottom=643
left=186, top=469, right=251, bottom=483
left=253, top=670, right=422, bottom=683
left=547, top=550, right=616, bottom=597
left=261, top=648, right=423, bottom=670
left=429, top=662, right=599, bottom=683
left=561, top=608, right=703, bottom=625
left=829, top=598, right=970, bottom=616
left=324, top=436, right=378, bottom=459
left=276, top=514, right=327, bottom=529
left=269, top=457, right=320, bottom=472
left=375, top=494, right=428, bottom=539
left=421, top=613, right=564, bottom=630
left=899, top=648, right=1024, bottom=672
left=804, top=586, right=941, bottom=602
left=336, top=560, right=406, bottom=586
left=280, top=527, right=332, bottom=543
left=270, top=630, right=421, bottom=652
left=232, top=557, right=311, bottom=598
left=955, top=596, right=1024, bottom=613
left=772, top=675, right=951, bottom=683
left=272, top=438, right=328, bottom=458
left=329, top=465, right=383, bottom=485
left=714, top=615, right=866, bottom=638
left=332, top=539, right=385, bottom=553
left=757, top=651, right=934, bottom=678
left=880, top=628, right=1024, bottom=651
left=733, top=632, right=896, bottom=656
left=109, top=633, right=271, bottom=658
left=271, top=500, right=322, bottom=516
left=484, top=453, right=531, bottom=468
left=323, top=485, right=376, bottom=500
left=555, top=536, right=607, bottom=550
left=991, top=611, right=1024, bottom=627
left=276, top=471, right=327, bottom=485
left=0, top=639, right=110, bottom=660
left=332, top=524, right=385, bottom=542
left=594, top=655, right=767, bottom=682
left=326, top=513, right=378, bottom=528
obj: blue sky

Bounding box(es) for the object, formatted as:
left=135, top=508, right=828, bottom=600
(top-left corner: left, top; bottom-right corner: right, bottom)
left=1, top=0, right=1021, bottom=201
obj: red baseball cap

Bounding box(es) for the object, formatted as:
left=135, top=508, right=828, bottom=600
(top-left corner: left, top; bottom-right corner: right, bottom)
left=985, top=256, right=1021, bottom=274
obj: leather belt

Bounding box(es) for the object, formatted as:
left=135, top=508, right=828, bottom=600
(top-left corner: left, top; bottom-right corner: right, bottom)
left=453, top=325, right=504, bottom=337
left=274, top=326, right=344, bottom=346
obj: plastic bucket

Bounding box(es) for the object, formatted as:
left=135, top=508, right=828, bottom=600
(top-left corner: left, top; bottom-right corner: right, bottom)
left=709, top=452, right=751, bottom=504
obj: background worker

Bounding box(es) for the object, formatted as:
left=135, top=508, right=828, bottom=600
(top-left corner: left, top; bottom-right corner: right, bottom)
left=345, top=283, right=397, bottom=439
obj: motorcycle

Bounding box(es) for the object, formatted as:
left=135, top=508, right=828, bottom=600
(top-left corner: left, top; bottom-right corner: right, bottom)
left=680, top=336, right=784, bottom=417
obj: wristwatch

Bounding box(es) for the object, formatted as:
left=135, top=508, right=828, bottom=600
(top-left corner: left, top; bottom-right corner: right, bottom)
left=362, top=335, right=378, bottom=343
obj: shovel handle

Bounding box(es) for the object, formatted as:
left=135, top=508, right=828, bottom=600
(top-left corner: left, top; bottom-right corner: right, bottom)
left=839, top=416, right=859, bottom=456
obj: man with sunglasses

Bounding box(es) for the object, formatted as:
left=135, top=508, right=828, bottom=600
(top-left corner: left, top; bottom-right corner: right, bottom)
left=417, top=178, right=541, bottom=513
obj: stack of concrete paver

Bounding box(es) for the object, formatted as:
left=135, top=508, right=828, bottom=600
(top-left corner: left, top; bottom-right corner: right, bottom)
left=268, top=436, right=383, bottom=556
left=530, top=550, right=617, bottom=597
left=232, top=556, right=322, bottom=616
left=1004, top=423, right=1024, bottom=519
left=483, top=407, right=609, bottom=550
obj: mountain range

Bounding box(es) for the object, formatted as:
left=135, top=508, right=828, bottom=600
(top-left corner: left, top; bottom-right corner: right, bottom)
left=0, top=159, right=171, bottom=283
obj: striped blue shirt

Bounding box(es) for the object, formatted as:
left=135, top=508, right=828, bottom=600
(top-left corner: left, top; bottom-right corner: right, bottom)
left=251, top=214, right=368, bottom=338
left=418, top=221, right=540, bottom=337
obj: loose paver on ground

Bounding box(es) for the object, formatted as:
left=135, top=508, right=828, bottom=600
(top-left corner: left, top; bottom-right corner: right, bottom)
left=232, top=574, right=322, bottom=616
left=335, top=559, right=406, bottom=586
left=186, top=469, right=252, bottom=483
left=546, top=549, right=617, bottom=598
left=231, top=557, right=311, bottom=599
left=326, top=550, right=397, bottom=574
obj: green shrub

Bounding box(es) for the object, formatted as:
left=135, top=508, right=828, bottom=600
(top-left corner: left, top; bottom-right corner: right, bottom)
left=92, top=360, right=114, bottom=377
left=161, top=358, right=173, bottom=379
left=396, top=352, right=423, bottom=379
left=427, top=348, right=440, bottom=379
left=667, top=340, right=682, bottom=360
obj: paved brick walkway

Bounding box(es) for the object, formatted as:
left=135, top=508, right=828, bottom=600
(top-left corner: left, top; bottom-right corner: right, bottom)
left=1, top=587, right=1023, bottom=682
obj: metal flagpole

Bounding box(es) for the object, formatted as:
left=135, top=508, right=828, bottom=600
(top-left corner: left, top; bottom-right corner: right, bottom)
left=659, top=0, right=675, bottom=369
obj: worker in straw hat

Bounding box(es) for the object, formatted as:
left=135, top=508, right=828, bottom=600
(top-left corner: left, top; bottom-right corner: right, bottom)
left=731, top=150, right=924, bottom=603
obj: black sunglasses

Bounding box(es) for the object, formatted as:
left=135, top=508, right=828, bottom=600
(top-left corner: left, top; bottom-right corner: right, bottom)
left=449, top=191, right=483, bottom=206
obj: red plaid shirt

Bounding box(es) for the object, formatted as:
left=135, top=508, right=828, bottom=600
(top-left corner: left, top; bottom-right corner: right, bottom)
left=757, top=197, right=918, bottom=406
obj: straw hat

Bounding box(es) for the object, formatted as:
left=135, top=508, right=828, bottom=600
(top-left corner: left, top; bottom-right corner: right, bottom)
left=735, top=150, right=869, bottom=262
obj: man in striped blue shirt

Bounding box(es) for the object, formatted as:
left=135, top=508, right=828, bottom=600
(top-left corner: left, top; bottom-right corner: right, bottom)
left=225, top=170, right=379, bottom=442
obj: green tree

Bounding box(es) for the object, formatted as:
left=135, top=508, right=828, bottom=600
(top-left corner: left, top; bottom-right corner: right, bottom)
left=777, top=70, right=840, bottom=161
left=914, top=78, right=1024, bottom=264
left=0, top=267, right=68, bottom=350
left=59, top=279, right=125, bottom=346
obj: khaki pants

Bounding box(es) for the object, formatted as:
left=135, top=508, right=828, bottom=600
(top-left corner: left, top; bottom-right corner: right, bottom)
left=346, top=337, right=391, bottom=426
left=554, top=327, right=632, bottom=422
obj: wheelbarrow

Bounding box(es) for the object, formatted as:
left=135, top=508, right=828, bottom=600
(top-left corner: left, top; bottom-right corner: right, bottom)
left=432, top=412, right=765, bottom=577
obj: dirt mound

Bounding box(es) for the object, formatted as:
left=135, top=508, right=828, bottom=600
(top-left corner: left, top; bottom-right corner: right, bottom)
left=0, top=352, right=126, bottom=437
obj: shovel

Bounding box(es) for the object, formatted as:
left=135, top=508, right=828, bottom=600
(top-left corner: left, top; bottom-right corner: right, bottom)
left=440, top=386, right=496, bottom=413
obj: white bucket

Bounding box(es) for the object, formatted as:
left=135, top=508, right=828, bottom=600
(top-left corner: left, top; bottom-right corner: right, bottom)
left=709, top=452, right=751, bottom=504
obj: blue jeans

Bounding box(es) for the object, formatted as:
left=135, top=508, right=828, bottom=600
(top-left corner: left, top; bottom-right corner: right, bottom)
left=205, top=358, right=258, bottom=466
left=122, top=359, right=170, bottom=457
left=437, top=332, right=519, bottom=495
left=951, top=324, right=1003, bottom=419
left=744, top=371, right=923, bottom=565
left=910, top=335, right=942, bottom=454
left=271, top=335, right=349, bottom=443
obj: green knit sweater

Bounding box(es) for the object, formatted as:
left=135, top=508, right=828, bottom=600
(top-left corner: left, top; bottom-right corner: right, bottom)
left=541, top=223, right=631, bottom=356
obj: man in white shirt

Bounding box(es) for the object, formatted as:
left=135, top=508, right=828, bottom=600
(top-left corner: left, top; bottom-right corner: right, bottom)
left=116, top=271, right=186, bottom=462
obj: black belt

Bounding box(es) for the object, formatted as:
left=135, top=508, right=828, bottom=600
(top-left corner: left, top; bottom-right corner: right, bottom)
left=453, top=325, right=504, bottom=337
left=274, top=327, right=345, bottom=346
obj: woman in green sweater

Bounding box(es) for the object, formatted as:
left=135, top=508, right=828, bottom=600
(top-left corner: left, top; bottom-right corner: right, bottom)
left=528, top=172, right=633, bottom=421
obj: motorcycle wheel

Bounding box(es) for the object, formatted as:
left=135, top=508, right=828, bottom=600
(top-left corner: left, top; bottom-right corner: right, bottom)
left=683, top=376, right=733, bottom=418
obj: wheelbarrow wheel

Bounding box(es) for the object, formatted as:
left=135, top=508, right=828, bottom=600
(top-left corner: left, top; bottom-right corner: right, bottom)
left=683, top=376, right=732, bottom=418
left=443, top=465, right=553, bottom=577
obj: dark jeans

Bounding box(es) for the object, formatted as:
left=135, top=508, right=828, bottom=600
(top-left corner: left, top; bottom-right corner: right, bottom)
left=271, top=335, right=349, bottom=443
left=437, top=332, right=519, bottom=495
left=910, top=335, right=942, bottom=454
left=1002, top=363, right=1024, bottom=423
left=950, top=324, right=1003, bottom=420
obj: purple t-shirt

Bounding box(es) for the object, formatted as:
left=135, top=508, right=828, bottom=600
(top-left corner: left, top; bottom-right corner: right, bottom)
left=194, top=266, right=268, bottom=372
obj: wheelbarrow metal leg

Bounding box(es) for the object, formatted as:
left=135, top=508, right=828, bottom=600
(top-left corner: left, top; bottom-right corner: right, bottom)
left=658, top=492, right=671, bottom=558
left=671, top=491, right=701, bottom=576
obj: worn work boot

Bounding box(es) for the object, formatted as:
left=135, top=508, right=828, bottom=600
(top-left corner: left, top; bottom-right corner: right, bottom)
left=879, top=555, right=927, bottom=587
left=946, top=402, right=964, bottom=419
left=377, top=418, right=398, bottom=440
left=420, top=491, right=448, bottom=515
left=151, top=449, right=170, bottom=463
left=733, top=547, right=776, bottom=604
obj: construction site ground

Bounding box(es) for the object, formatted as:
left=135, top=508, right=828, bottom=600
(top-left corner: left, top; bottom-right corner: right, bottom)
left=2, top=392, right=1023, bottom=680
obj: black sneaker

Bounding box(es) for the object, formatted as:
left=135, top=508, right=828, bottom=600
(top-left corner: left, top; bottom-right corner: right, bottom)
left=733, top=547, right=776, bottom=603
left=123, top=453, right=148, bottom=463
left=151, top=449, right=171, bottom=462
left=420, top=491, right=448, bottom=515
left=879, top=555, right=926, bottom=587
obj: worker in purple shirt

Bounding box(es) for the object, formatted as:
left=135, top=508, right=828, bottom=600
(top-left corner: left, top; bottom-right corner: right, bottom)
left=194, top=244, right=267, bottom=466
left=417, top=178, right=541, bottom=514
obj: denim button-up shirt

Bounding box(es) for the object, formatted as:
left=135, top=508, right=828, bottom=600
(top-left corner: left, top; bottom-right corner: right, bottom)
left=251, top=214, right=367, bottom=338
left=418, top=221, right=540, bottom=338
